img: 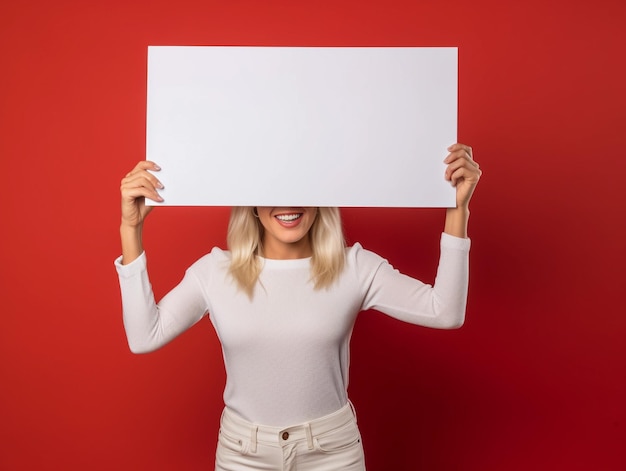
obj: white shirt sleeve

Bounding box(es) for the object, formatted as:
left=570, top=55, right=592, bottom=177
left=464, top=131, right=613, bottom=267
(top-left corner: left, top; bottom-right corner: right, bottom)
left=114, top=252, right=208, bottom=353
left=358, top=233, right=471, bottom=329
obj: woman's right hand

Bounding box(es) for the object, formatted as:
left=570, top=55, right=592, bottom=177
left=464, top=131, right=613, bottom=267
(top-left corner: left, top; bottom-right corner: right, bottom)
left=120, top=161, right=164, bottom=228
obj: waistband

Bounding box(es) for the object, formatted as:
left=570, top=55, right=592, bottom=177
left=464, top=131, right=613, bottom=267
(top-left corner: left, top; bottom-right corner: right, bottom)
left=220, top=401, right=358, bottom=452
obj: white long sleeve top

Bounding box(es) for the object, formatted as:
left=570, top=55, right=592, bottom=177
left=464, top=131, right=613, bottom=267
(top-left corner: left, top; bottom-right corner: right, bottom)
left=115, top=233, right=470, bottom=427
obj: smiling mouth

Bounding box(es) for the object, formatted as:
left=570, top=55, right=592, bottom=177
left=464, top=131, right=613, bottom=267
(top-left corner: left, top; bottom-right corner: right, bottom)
left=275, top=213, right=302, bottom=222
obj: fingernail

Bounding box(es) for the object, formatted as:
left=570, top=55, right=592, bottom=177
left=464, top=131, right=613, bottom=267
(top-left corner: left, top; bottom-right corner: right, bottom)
left=157, top=182, right=164, bottom=189
left=154, top=165, right=161, bottom=171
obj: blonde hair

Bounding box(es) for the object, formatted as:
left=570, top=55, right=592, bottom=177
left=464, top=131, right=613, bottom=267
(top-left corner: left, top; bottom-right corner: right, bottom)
left=227, top=207, right=346, bottom=297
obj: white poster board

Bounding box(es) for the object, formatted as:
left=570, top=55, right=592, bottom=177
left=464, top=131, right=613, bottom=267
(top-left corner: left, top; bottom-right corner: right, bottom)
left=146, top=46, right=457, bottom=207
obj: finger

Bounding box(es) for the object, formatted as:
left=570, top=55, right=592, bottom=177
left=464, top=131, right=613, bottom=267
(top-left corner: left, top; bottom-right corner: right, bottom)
left=450, top=165, right=481, bottom=187
left=122, top=170, right=164, bottom=190
left=447, top=143, right=472, bottom=155
left=444, top=156, right=480, bottom=181
left=126, top=161, right=162, bottom=178
left=121, top=184, right=164, bottom=203
left=449, top=167, right=467, bottom=187
left=446, top=148, right=474, bottom=161
left=136, top=160, right=161, bottom=172
left=445, top=154, right=480, bottom=173
left=121, top=174, right=164, bottom=202
left=445, top=144, right=473, bottom=163
left=444, top=150, right=475, bottom=166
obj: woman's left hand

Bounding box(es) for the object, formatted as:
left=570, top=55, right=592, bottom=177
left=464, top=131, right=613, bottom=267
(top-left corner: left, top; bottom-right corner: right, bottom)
left=444, top=143, right=482, bottom=209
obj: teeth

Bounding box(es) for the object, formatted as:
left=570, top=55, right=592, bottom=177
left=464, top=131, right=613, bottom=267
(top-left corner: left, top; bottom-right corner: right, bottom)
left=276, top=214, right=302, bottom=222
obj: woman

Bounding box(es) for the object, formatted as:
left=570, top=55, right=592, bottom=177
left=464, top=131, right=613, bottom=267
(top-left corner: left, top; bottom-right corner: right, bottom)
left=116, top=143, right=481, bottom=470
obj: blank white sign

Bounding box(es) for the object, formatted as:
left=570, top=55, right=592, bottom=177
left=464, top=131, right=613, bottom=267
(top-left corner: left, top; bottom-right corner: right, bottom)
left=146, top=46, right=457, bottom=207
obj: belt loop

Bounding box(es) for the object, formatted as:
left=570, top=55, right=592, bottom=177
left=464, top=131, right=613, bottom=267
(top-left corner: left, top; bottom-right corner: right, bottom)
left=250, top=424, right=258, bottom=453
left=304, top=423, right=314, bottom=450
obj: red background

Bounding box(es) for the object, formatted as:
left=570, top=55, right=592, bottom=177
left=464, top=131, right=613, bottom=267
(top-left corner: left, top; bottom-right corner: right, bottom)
left=1, top=0, right=625, bottom=469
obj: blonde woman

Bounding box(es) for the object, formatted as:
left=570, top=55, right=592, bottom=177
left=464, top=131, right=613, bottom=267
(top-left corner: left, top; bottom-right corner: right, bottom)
left=116, top=143, right=481, bottom=470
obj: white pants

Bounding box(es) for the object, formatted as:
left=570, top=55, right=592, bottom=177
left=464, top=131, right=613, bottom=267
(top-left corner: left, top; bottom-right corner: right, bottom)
left=215, top=402, right=366, bottom=471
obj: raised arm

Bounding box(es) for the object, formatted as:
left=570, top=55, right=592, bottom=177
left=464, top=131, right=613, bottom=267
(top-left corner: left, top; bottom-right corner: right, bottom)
left=359, top=143, right=481, bottom=329
left=115, top=161, right=206, bottom=354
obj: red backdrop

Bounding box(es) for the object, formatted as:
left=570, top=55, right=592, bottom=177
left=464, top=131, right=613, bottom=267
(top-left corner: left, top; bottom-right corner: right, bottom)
left=1, top=0, right=624, bottom=469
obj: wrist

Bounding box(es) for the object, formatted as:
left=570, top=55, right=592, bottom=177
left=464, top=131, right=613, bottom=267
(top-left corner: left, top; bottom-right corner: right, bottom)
left=447, top=206, right=470, bottom=218
left=444, top=207, right=470, bottom=238
left=120, top=223, right=144, bottom=265
left=120, top=219, right=143, bottom=231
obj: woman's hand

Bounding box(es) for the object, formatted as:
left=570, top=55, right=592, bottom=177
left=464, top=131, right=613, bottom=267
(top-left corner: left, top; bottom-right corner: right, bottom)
left=444, top=143, right=482, bottom=210
left=443, top=144, right=481, bottom=238
left=119, top=161, right=163, bottom=264
left=120, top=161, right=164, bottom=228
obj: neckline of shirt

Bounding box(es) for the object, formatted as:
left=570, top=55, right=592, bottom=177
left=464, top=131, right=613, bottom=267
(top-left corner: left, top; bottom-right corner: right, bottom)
left=257, top=255, right=312, bottom=269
